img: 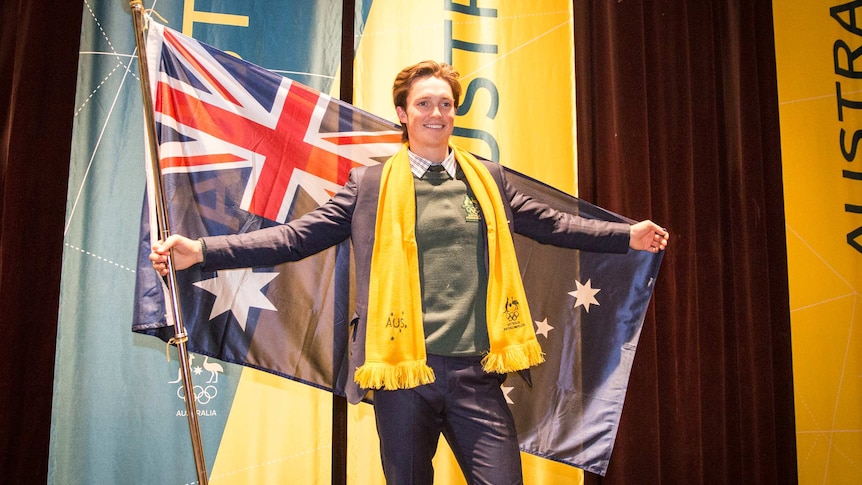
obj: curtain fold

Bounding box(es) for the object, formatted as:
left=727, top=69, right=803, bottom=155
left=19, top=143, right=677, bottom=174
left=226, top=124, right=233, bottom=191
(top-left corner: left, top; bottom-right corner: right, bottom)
left=575, top=1, right=797, bottom=483
left=0, top=1, right=84, bottom=483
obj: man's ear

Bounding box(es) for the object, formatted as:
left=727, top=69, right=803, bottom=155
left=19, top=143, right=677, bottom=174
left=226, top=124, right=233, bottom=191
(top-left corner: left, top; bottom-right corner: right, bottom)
left=396, top=106, right=407, bottom=123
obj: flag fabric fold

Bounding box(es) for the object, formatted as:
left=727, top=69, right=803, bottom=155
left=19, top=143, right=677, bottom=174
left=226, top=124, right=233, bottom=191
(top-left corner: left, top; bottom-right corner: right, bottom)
left=131, top=22, right=662, bottom=476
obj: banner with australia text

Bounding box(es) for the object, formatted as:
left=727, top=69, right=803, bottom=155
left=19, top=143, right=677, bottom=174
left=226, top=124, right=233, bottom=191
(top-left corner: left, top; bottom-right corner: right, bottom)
left=352, top=1, right=598, bottom=482
left=50, top=1, right=344, bottom=483
left=773, top=1, right=862, bottom=483
left=353, top=0, right=580, bottom=194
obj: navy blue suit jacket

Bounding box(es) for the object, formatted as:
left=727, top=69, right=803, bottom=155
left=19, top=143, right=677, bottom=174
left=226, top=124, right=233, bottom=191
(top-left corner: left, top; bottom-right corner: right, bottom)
left=202, top=158, right=630, bottom=403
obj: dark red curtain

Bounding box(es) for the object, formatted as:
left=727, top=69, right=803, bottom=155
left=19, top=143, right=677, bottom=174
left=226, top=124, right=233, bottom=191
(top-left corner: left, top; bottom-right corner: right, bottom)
left=574, top=1, right=797, bottom=483
left=0, top=1, right=83, bottom=483
left=0, top=1, right=797, bottom=483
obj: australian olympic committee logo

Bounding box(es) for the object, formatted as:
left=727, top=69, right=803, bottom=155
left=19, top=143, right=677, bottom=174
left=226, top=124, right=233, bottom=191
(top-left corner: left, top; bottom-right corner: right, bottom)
left=169, top=353, right=223, bottom=416
left=503, top=297, right=524, bottom=330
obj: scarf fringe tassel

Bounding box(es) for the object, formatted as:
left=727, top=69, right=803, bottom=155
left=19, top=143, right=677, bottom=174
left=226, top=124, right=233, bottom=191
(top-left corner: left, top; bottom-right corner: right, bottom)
left=354, top=361, right=436, bottom=390
left=482, top=340, right=546, bottom=374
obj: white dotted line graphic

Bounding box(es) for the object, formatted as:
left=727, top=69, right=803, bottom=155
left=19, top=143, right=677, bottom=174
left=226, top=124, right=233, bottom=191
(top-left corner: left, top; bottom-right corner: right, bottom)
left=74, top=62, right=127, bottom=117
left=84, top=0, right=118, bottom=54
left=65, top=243, right=136, bottom=273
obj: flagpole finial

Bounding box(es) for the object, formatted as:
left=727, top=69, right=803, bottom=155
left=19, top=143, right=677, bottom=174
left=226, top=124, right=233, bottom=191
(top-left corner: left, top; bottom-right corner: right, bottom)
left=129, top=0, right=169, bottom=27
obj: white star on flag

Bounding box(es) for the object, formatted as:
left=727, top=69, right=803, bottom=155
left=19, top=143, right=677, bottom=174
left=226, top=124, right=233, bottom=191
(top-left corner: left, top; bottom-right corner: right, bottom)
left=194, top=268, right=279, bottom=331
left=569, top=278, right=601, bottom=313
left=534, top=317, right=554, bottom=338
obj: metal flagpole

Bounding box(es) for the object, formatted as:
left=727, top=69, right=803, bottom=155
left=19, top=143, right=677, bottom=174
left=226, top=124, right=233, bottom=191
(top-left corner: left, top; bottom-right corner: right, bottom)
left=129, top=2, right=209, bottom=484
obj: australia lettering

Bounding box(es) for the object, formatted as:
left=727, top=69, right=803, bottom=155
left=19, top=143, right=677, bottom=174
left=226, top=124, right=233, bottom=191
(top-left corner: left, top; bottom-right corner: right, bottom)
left=831, top=0, right=862, bottom=252
left=177, top=409, right=218, bottom=417
left=444, top=1, right=501, bottom=162
left=385, top=312, right=407, bottom=332
left=181, top=0, right=249, bottom=57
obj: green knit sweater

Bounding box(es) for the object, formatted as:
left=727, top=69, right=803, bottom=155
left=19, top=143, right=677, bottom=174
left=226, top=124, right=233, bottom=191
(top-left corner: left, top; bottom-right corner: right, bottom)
left=414, top=167, right=489, bottom=356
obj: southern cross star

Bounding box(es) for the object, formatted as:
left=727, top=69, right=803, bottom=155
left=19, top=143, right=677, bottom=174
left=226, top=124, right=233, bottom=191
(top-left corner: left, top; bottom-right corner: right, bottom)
left=534, top=317, right=554, bottom=338
left=194, top=268, right=279, bottom=331
left=569, top=279, right=601, bottom=313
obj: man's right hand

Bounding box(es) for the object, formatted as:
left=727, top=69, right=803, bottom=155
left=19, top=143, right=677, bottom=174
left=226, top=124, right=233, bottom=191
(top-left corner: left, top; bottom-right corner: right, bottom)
left=149, top=234, right=203, bottom=276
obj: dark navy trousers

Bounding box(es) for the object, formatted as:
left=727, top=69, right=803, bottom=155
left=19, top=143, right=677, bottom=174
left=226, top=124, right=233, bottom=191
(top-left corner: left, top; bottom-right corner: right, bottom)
left=373, top=354, right=523, bottom=485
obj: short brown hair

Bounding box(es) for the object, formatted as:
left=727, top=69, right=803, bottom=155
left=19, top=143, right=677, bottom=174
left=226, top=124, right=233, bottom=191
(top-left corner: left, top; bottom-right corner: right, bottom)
left=392, top=61, right=461, bottom=141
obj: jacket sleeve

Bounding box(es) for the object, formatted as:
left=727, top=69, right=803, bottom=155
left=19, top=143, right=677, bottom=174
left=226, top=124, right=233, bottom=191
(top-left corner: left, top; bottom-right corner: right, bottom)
left=496, top=164, right=632, bottom=254
left=199, top=167, right=362, bottom=270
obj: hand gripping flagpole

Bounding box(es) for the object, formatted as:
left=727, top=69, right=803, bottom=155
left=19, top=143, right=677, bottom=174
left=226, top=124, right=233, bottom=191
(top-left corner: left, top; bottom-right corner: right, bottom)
left=129, top=2, right=209, bottom=484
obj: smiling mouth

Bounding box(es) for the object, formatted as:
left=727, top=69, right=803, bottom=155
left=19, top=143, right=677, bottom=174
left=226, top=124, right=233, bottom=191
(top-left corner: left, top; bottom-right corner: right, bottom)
left=424, top=124, right=445, bottom=129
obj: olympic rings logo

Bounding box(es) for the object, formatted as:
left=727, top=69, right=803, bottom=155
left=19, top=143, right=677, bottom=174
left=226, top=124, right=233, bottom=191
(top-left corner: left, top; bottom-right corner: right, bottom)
left=177, top=384, right=218, bottom=405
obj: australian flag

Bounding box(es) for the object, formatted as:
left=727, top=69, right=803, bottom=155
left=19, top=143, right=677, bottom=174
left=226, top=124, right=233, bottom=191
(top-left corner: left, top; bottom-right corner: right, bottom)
left=132, top=22, right=663, bottom=476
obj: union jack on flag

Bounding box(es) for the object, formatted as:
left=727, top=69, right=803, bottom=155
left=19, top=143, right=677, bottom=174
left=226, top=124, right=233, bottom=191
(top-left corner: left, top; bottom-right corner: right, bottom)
left=133, top=22, right=401, bottom=393
left=148, top=22, right=402, bottom=222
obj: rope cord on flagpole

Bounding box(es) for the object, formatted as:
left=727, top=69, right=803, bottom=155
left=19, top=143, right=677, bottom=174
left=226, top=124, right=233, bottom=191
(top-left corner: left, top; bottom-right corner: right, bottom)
left=165, top=333, right=188, bottom=363
left=129, top=2, right=209, bottom=484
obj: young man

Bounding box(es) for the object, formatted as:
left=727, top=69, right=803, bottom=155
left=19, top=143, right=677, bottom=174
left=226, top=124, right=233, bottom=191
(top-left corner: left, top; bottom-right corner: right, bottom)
left=151, top=60, right=669, bottom=484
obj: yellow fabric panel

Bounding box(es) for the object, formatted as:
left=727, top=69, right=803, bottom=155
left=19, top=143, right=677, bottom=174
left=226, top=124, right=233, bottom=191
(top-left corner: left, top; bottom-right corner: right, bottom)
left=352, top=0, right=584, bottom=482
left=209, top=369, right=332, bottom=484
left=354, top=0, right=578, bottom=194
left=773, top=1, right=862, bottom=483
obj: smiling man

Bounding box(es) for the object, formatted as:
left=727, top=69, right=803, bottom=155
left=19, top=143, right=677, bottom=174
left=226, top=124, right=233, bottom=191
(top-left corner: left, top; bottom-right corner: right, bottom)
left=151, top=60, right=669, bottom=484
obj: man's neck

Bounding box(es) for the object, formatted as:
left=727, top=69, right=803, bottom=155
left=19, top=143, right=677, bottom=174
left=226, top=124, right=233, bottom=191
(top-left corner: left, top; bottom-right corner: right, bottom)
left=408, top=143, right=448, bottom=163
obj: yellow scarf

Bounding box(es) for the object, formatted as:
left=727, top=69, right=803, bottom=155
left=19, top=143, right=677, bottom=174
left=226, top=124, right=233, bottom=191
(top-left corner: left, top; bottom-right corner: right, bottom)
left=353, top=144, right=545, bottom=390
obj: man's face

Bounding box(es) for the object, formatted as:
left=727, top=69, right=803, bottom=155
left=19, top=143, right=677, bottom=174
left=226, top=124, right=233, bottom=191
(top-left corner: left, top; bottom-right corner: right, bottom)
left=396, top=76, right=456, bottom=154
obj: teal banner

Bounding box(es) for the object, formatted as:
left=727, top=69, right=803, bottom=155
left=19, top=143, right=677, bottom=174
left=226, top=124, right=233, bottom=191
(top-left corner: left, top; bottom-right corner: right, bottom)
left=50, top=1, right=343, bottom=483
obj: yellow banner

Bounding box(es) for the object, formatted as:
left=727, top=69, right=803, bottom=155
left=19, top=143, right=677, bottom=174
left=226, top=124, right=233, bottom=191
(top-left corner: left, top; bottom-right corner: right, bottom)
left=773, top=1, right=862, bottom=483
left=351, top=1, right=583, bottom=483
left=353, top=0, right=578, bottom=194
